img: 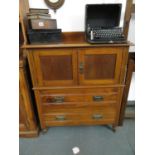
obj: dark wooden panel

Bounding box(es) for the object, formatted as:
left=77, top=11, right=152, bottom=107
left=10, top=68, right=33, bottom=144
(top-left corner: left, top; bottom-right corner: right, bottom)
left=78, top=47, right=124, bottom=85
left=40, top=55, right=73, bottom=81
left=84, top=54, right=116, bottom=79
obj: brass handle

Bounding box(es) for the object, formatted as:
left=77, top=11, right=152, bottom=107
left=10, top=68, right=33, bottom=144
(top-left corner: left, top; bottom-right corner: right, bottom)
left=79, top=62, right=84, bottom=74
left=55, top=115, right=66, bottom=121
left=51, top=96, right=64, bottom=103
left=93, top=96, right=104, bottom=102
left=92, top=114, right=103, bottom=120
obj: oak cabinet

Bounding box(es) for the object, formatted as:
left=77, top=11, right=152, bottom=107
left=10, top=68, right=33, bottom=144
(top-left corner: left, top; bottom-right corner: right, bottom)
left=25, top=33, right=129, bottom=132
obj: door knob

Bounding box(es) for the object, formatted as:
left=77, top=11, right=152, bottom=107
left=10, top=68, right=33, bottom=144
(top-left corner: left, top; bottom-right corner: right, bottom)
left=79, top=62, right=84, bottom=74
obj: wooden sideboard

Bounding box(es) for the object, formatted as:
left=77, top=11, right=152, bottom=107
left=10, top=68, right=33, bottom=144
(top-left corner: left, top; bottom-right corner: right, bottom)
left=19, top=58, right=39, bottom=137
left=23, top=32, right=130, bottom=132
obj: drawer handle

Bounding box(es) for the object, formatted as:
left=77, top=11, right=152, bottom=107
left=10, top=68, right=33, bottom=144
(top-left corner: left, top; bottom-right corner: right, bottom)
left=52, top=96, right=64, bottom=103
left=92, top=114, right=103, bottom=120
left=55, top=115, right=66, bottom=121
left=93, top=96, right=104, bottom=102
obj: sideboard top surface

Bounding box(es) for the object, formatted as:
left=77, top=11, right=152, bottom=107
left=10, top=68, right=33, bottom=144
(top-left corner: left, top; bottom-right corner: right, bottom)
left=22, top=32, right=132, bottom=49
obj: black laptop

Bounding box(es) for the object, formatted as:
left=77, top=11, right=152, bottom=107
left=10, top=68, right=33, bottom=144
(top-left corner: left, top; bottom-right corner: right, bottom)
left=85, top=4, right=126, bottom=43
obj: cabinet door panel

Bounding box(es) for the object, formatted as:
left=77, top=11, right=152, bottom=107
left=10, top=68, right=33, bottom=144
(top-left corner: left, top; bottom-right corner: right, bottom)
left=84, top=54, right=116, bottom=79
left=32, top=49, right=78, bottom=86
left=78, top=48, right=123, bottom=85
left=40, top=55, right=73, bottom=81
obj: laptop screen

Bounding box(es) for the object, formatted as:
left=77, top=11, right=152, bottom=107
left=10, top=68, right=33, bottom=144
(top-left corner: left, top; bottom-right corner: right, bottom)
left=86, top=4, right=122, bottom=28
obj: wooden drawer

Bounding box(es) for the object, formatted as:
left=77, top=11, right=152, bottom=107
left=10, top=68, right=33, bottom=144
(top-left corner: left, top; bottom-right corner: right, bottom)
left=34, top=86, right=123, bottom=129
left=40, top=87, right=119, bottom=108
left=43, top=107, right=116, bottom=126
left=41, top=93, right=117, bottom=106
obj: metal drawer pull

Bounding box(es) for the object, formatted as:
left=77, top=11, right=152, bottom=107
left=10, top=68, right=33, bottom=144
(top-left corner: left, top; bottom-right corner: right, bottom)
left=92, top=114, right=103, bottom=120
left=79, top=62, right=84, bottom=74
left=53, top=96, right=64, bottom=103
left=93, top=96, right=104, bottom=102
left=55, top=115, right=66, bottom=121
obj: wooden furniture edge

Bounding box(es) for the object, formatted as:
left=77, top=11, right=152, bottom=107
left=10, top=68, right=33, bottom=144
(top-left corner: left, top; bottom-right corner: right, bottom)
left=115, top=87, right=124, bottom=125
left=32, top=85, right=125, bottom=90
left=19, top=0, right=29, bottom=44
left=123, top=0, right=133, bottom=39
left=119, top=53, right=135, bottom=125
left=19, top=127, right=39, bottom=138
left=22, top=43, right=131, bottom=49
left=21, top=32, right=131, bottom=49
left=19, top=57, right=39, bottom=135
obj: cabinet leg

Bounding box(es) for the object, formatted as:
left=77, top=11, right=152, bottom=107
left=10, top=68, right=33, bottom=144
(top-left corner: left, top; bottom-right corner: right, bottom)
left=42, top=128, right=48, bottom=134
left=112, top=124, right=116, bottom=132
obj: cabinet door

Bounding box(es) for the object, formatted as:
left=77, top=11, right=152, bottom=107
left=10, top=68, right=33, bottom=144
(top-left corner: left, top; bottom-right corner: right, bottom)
left=78, top=47, right=124, bottom=85
left=31, top=49, right=78, bottom=86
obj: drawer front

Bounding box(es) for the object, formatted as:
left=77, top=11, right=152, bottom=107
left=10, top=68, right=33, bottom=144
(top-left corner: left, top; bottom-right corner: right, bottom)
left=43, top=107, right=116, bottom=126
left=41, top=93, right=117, bottom=105
left=40, top=87, right=119, bottom=108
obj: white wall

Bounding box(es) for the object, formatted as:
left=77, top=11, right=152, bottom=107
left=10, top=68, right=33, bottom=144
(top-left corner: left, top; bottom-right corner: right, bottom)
left=128, top=14, right=135, bottom=52
left=128, top=14, right=135, bottom=101
left=29, top=0, right=126, bottom=31
left=29, top=0, right=135, bottom=101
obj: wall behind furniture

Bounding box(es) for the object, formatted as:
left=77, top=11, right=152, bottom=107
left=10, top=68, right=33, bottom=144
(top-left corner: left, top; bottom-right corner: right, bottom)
left=29, top=0, right=126, bottom=31
left=128, top=14, right=135, bottom=101
left=29, top=0, right=135, bottom=101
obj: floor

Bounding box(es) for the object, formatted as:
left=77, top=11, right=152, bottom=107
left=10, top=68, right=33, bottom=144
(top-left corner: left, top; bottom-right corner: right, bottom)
left=19, top=119, right=135, bottom=155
